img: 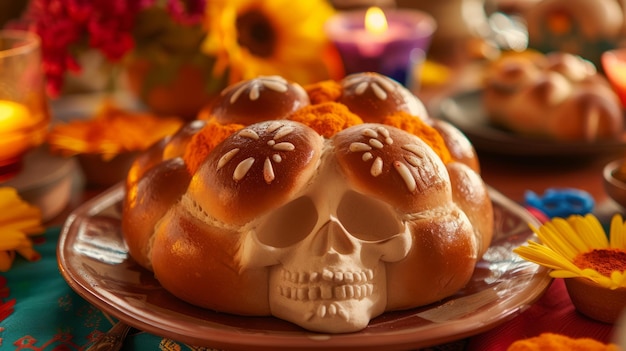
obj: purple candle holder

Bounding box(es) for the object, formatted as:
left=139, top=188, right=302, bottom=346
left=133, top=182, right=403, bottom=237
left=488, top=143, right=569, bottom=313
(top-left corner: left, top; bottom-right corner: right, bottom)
left=325, top=8, right=436, bottom=87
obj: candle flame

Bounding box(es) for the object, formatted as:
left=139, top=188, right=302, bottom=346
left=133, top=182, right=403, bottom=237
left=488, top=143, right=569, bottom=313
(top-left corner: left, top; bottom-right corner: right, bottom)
left=0, top=100, right=29, bottom=127
left=602, top=51, right=626, bottom=107
left=365, top=7, right=388, bottom=34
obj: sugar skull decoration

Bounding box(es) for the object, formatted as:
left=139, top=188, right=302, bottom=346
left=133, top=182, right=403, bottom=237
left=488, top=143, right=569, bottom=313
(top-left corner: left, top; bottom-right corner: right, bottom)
left=122, top=73, right=494, bottom=333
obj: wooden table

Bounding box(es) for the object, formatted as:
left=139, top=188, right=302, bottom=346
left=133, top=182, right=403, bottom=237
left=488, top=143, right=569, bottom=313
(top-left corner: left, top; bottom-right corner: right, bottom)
left=480, top=152, right=620, bottom=213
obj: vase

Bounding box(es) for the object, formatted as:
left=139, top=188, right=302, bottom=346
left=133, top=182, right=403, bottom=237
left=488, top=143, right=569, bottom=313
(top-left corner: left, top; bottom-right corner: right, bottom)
left=565, top=277, right=626, bottom=324
left=125, top=59, right=222, bottom=121
left=77, top=152, right=139, bottom=188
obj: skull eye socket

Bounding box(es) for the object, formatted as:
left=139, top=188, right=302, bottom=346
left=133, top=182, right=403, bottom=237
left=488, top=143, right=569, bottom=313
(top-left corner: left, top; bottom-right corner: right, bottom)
left=337, top=191, right=402, bottom=241
left=256, top=196, right=318, bottom=248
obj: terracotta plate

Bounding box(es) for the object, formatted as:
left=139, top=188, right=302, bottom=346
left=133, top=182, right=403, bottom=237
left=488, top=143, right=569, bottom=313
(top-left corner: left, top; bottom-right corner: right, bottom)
left=433, top=90, right=626, bottom=158
left=57, top=183, right=551, bottom=351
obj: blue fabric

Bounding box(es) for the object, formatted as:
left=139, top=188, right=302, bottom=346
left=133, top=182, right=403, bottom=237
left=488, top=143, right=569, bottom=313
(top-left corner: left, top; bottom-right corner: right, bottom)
left=0, top=227, right=199, bottom=351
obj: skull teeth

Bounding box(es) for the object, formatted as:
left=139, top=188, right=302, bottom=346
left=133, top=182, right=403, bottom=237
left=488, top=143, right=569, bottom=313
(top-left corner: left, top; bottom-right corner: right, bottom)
left=304, top=302, right=350, bottom=321
left=279, top=284, right=374, bottom=301
left=282, top=269, right=374, bottom=284
left=279, top=269, right=375, bottom=301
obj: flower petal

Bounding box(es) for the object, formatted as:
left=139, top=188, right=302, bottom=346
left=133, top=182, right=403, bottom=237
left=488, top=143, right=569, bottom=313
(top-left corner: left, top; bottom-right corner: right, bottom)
left=579, top=268, right=616, bottom=288
left=610, top=214, right=626, bottom=249
left=0, top=251, right=16, bottom=272
left=549, top=270, right=584, bottom=278
left=610, top=270, right=626, bottom=288
left=0, top=230, right=30, bottom=251
left=570, top=214, right=609, bottom=248
left=531, top=221, right=579, bottom=260
left=17, top=246, right=41, bottom=262
left=550, top=217, right=590, bottom=253
left=514, top=242, right=582, bottom=273
left=202, top=0, right=335, bottom=85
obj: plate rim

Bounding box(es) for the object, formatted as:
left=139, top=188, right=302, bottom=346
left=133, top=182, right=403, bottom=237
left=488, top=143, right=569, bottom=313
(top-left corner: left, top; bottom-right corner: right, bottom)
left=57, top=183, right=552, bottom=350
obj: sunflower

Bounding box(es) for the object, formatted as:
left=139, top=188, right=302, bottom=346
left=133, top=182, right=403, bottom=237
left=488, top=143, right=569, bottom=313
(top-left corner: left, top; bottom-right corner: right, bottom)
left=514, top=213, right=626, bottom=289
left=202, top=0, right=340, bottom=86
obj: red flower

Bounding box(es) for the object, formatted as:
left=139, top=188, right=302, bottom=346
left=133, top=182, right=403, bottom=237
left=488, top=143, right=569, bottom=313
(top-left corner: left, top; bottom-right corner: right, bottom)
left=19, top=0, right=207, bottom=96
left=22, top=0, right=151, bottom=96
left=167, top=0, right=206, bottom=25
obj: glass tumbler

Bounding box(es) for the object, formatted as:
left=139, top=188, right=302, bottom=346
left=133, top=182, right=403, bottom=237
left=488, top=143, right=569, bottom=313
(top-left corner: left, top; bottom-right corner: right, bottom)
left=0, top=29, right=50, bottom=181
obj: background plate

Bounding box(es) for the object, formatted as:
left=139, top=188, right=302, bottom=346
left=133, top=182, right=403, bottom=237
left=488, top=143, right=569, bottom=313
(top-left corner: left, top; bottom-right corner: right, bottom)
left=434, top=91, right=626, bottom=157
left=58, top=184, right=551, bottom=351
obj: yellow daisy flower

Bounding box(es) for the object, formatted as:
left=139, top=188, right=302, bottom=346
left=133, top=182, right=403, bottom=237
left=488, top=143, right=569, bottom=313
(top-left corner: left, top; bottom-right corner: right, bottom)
left=202, top=0, right=339, bottom=86
left=514, top=213, right=626, bottom=289
left=0, top=187, right=44, bottom=271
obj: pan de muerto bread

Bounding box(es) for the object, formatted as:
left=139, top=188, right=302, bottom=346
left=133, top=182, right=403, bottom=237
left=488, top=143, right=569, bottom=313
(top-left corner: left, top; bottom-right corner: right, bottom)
left=483, top=52, right=623, bottom=141
left=122, top=73, right=494, bottom=333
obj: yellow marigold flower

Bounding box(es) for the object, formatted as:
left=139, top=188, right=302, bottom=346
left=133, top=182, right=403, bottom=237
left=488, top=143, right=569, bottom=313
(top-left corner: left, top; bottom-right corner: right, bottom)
left=47, top=102, right=183, bottom=161
left=0, top=187, right=44, bottom=271
left=514, top=213, right=626, bottom=289
left=203, top=0, right=337, bottom=86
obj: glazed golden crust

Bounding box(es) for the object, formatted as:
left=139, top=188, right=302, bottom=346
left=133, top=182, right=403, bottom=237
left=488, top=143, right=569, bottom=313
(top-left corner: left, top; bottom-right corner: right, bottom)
left=122, top=157, right=191, bottom=270
left=162, top=120, right=207, bottom=159
left=151, top=207, right=270, bottom=315
left=429, top=119, right=480, bottom=173
left=338, top=73, right=429, bottom=123
left=332, top=123, right=451, bottom=214
left=386, top=211, right=477, bottom=309
left=125, top=120, right=206, bottom=187
left=446, top=162, right=494, bottom=256
left=209, top=76, right=310, bottom=125
left=189, top=120, right=324, bottom=225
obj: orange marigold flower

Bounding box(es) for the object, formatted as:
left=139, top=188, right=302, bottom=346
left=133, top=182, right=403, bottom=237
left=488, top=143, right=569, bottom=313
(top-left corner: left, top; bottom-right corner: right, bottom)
left=383, top=111, right=452, bottom=164
left=47, top=102, right=183, bottom=161
left=289, top=102, right=363, bottom=138
left=305, top=80, right=343, bottom=104
left=507, top=332, right=619, bottom=351
left=183, top=119, right=244, bottom=173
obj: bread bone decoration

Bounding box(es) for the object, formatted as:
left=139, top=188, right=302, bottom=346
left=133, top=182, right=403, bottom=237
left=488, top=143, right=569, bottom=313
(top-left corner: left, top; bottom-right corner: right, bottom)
left=122, top=73, right=494, bottom=333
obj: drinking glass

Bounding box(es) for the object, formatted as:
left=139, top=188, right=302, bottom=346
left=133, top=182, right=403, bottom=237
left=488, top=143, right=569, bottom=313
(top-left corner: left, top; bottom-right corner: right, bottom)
left=0, top=29, right=50, bottom=181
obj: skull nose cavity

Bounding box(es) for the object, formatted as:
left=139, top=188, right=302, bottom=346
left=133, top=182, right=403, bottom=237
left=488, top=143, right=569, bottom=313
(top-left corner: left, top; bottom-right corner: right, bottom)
left=311, top=219, right=356, bottom=255
left=278, top=268, right=375, bottom=301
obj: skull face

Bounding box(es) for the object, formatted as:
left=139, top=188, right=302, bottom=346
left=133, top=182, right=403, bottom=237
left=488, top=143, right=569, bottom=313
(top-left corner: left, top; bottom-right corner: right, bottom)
left=227, top=122, right=469, bottom=333
left=240, top=149, right=412, bottom=333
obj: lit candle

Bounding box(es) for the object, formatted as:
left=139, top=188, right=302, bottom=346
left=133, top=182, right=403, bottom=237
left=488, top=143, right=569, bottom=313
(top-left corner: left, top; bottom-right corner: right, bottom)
left=601, top=49, right=626, bottom=107
left=325, top=7, right=436, bottom=86
left=0, top=100, right=35, bottom=163
left=366, top=7, right=387, bottom=33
